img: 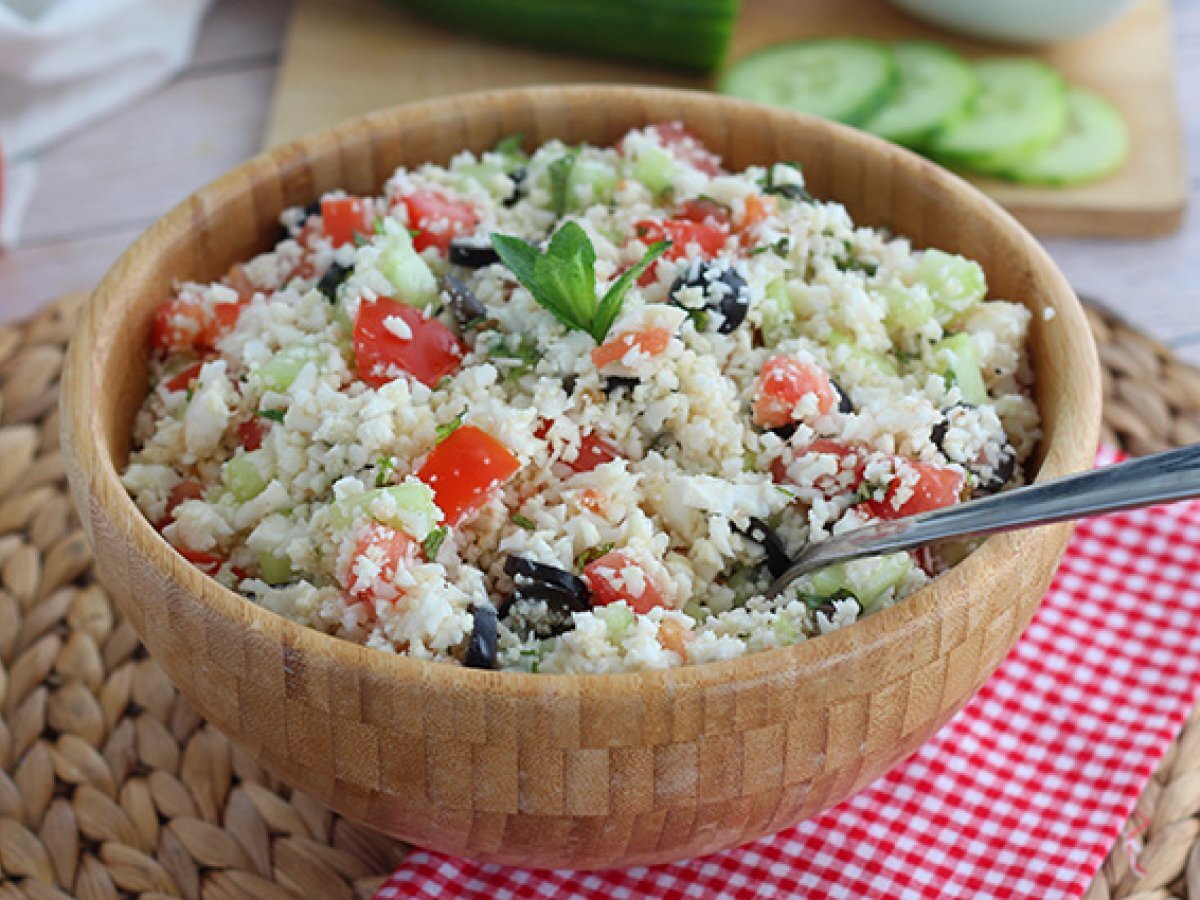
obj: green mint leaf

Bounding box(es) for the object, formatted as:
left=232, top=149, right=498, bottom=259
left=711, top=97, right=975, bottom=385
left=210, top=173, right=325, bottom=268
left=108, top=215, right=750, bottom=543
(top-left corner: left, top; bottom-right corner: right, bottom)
left=435, top=408, right=467, bottom=443
left=494, top=133, right=528, bottom=164
left=593, top=239, right=670, bottom=342
left=422, top=527, right=448, bottom=559
left=373, top=217, right=386, bottom=235
left=257, top=408, right=286, bottom=423
left=490, top=233, right=539, bottom=289
left=534, top=222, right=597, bottom=332
left=548, top=149, right=579, bottom=219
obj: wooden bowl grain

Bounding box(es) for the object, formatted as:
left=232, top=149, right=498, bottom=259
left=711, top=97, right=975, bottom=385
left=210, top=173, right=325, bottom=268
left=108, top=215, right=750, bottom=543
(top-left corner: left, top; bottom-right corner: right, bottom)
left=60, top=86, right=1101, bottom=870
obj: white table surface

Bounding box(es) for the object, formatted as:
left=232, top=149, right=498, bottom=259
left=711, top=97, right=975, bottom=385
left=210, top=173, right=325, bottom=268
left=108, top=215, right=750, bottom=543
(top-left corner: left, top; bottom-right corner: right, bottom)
left=0, top=0, right=1196, bottom=363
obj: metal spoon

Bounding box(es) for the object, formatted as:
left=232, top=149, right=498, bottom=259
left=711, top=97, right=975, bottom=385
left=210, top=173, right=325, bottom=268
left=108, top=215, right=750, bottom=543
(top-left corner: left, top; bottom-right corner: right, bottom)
left=766, top=443, right=1200, bottom=598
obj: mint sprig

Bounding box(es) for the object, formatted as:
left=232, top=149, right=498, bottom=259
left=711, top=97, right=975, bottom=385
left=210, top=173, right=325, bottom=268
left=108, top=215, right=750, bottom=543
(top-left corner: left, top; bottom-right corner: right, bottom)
left=490, top=222, right=669, bottom=344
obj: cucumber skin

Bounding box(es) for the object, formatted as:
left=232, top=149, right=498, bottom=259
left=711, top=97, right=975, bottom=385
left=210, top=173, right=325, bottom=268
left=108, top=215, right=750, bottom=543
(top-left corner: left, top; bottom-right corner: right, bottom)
left=928, top=63, right=1068, bottom=176
left=862, top=42, right=977, bottom=149
left=997, top=89, right=1129, bottom=186
left=718, top=39, right=898, bottom=126
left=394, top=0, right=740, bottom=72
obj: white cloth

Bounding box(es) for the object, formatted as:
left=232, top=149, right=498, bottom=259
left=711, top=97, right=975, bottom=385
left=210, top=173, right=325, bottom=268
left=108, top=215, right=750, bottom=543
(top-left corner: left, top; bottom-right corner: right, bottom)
left=0, top=0, right=213, bottom=246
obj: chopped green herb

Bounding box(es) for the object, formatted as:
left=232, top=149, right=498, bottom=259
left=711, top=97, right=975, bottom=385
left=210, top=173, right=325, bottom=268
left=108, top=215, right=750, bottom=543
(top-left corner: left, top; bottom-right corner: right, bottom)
left=422, top=526, right=448, bottom=559
left=352, top=232, right=370, bottom=248
left=407, top=227, right=421, bottom=238
left=575, top=542, right=616, bottom=572
left=374, top=455, right=396, bottom=488
left=548, top=149, right=580, bottom=219
left=943, top=369, right=959, bottom=390
left=855, top=481, right=885, bottom=503
left=774, top=484, right=796, bottom=501
left=462, top=315, right=489, bottom=331
left=257, top=408, right=286, bottom=423
left=435, top=408, right=467, bottom=443
left=373, top=217, right=386, bottom=235
left=488, top=334, right=540, bottom=382
left=494, top=133, right=528, bottom=163
left=742, top=449, right=758, bottom=472
left=491, top=222, right=669, bottom=343
left=511, top=513, right=537, bottom=531
left=185, top=387, right=194, bottom=402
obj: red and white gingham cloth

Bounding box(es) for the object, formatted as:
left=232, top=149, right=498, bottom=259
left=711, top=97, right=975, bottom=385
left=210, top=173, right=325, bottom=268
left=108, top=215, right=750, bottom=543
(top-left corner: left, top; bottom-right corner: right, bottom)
left=375, top=447, right=1200, bottom=899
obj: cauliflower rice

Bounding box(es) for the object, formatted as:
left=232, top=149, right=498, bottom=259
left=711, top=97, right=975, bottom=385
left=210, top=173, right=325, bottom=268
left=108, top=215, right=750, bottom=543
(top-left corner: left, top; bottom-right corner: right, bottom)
left=123, top=123, right=1039, bottom=674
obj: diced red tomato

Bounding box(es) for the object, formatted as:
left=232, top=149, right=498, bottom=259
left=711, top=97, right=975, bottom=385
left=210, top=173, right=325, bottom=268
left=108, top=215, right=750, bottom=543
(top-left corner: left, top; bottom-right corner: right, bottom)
left=321, top=196, right=374, bottom=248
left=150, top=296, right=243, bottom=353
left=583, top=550, right=668, bottom=614
left=620, top=122, right=721, bottom=176
left=353, top=299, right=466, bottom=388
left=771, top=439, right=866, bottom=498
left=633, top=217, right=728, bottom=285
left=164, top=362, right=204, bottom=393
left=416, top=424, right=521, bottom=526
left=865, top=460, right=965, bottom=520
left=151, top=298, right=208, bottom=351
left=658, top=617, right=694, bottom=659
left=676, top=198, right=730, bottom=228
left=343, top=522, right=418, bottom=602
left=400, top=189, right=479, bottom=254
left=738, top=194, right=778, bottom=240
left=569, top=432, right=622, bottom=473
left=176, top=546, right=223, bottom=576
left=224, top=264, right=257, bottom=302
left=752, top=355, right=838, bottom=429
left=591, top=327, right=672, bottom=370
left=156, top=479, right=206, bottom=530
left=237, top=417, right=268, bottom=451
left=536, top=421, right=622, bottom=474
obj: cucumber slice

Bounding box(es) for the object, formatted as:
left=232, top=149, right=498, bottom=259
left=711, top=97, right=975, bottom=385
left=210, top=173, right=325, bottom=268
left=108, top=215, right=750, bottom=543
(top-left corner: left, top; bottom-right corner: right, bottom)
left=861, top=42, right=976, bottom=148
left=720, top=39, right=897, bottom=125
left=933, top=333, right=987, bottom=405
left=1001, top=87, right=1129, bottom=185
left=916, top=248, right=986, bottom=325
left=397, top=0, right=740, bottom=72
left=929, top=59, right=1066, bottom=174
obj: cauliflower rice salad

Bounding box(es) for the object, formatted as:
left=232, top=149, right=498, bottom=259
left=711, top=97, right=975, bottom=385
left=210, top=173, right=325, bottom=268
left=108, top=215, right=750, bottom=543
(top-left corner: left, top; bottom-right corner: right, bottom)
left=123, top=122, right=1039, bottom=674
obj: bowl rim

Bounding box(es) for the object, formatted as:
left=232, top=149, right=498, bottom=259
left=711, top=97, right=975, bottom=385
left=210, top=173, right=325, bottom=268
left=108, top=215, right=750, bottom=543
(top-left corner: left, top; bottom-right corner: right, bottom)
left=64, top=84, right=1102, bottom=698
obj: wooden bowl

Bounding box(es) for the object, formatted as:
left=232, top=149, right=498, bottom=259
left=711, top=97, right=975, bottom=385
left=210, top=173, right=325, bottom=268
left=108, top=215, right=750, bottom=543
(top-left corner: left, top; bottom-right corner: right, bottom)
left=61, top=85, right=1101, bottom=869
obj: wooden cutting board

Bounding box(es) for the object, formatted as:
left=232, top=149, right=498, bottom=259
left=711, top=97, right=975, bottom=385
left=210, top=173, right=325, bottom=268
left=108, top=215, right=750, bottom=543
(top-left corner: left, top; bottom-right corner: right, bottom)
left=265, top=0, right=1186, bottom=238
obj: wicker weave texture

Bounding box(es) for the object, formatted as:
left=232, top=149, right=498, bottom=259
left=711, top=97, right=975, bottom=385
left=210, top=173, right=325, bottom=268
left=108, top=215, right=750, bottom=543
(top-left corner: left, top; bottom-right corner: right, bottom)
left=0, top=301, right=1194, bottom=891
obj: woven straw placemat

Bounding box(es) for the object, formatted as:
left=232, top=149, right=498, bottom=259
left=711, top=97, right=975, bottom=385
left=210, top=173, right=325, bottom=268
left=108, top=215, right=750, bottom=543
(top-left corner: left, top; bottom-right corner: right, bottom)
left=0, top=292, right=1197, bottom=899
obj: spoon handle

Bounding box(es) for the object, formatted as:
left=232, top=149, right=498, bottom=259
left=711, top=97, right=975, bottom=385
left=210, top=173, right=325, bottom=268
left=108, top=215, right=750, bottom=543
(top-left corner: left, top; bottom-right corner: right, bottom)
left=767, top=443, right=1200, bottom=597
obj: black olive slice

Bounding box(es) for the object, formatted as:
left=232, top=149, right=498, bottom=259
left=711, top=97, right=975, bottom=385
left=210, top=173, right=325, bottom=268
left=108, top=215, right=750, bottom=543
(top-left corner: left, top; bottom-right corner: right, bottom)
left=830, top=379, right=854, bottom=414
left=316, top=261, right=351, bottom=303
left=503, top=556, right=590, bottom=606
left=739, top=517, right=792, bottom=579
left=448, top=239, right=501, bottom=269
left=463, top=604, right=499, bottom=669
left=668, top=260, right=750, bottom=334
left=441, top=273, right=487, bottom=327
left=603, top=375, right=640, bottom=395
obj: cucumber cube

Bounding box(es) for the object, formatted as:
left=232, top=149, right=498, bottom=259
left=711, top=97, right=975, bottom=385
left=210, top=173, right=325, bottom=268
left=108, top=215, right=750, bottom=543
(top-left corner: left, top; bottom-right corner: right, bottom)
left=222, top=451, right=269, bottom=502
left=761, top=278, right=797, bottom=346
left=631, top=145, right=677, bottom=195
left=377, top=222, right=438, bottom=306
left=368, top=480, right=442, bottom=541
left=934, top=333, right=988, bottom=405
left=257, top=551, right=293, bottom=584
left=849, top=553, right=911, bottom=611
left=597, top=603, right=635, bottom=643
left=257, top=345, right=320, bottom=392
left=881, top=282, right=935, bottom=332
left=566, top=158, right=620, bottom=209
left=917, top=249, right=986, bottom=325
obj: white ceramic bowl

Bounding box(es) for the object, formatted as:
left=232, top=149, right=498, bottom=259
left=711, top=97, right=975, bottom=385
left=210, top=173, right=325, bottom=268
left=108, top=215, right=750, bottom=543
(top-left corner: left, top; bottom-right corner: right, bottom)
left=889, top=0, right=1139, bottom=45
